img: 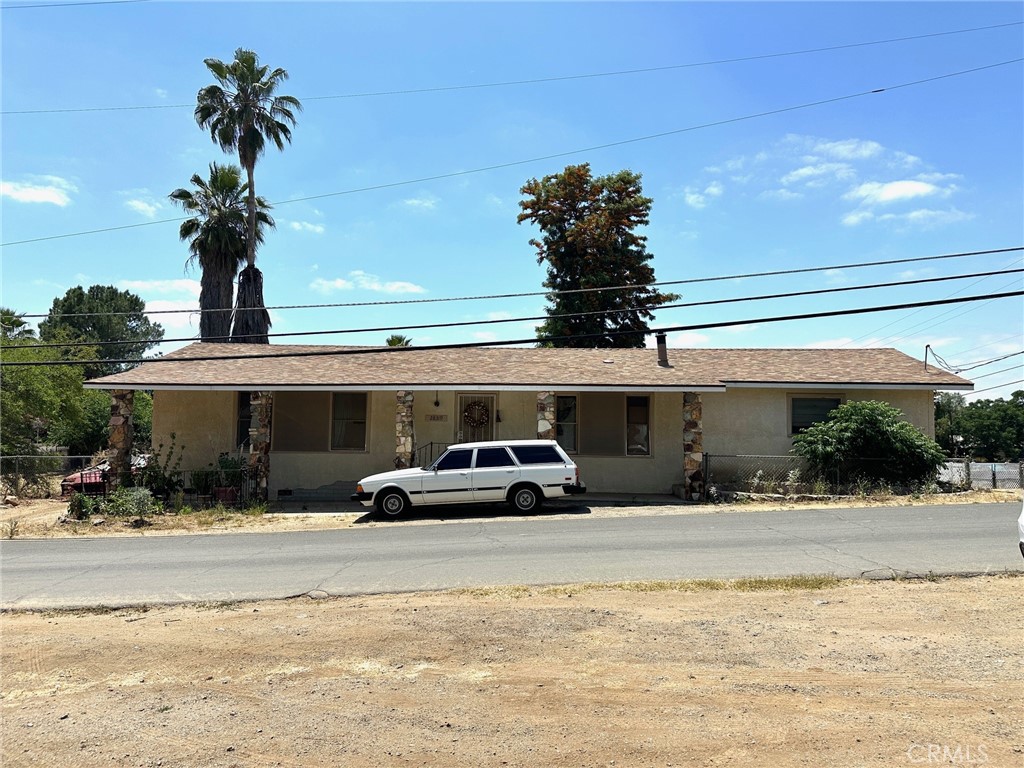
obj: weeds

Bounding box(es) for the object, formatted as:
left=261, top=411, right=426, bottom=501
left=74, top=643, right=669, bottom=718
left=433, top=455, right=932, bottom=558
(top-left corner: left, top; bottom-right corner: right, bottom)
left=4, top=519, right=20, bottom=539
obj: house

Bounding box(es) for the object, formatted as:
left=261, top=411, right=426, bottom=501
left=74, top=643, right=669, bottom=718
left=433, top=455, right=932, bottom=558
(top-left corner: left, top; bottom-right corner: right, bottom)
left=85, top=338, right=972, bottom=500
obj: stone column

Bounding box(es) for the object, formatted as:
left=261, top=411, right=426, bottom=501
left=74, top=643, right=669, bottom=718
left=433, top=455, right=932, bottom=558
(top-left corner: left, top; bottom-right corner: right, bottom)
left=107, top=389, right=135, bottom=487
left=248, top=391, right=273, bottom=501
left=682, top=392, right=704, bottom=501
left=395, top=390, right=415, bottom=468
left=537, top=392, right=555, bottom=439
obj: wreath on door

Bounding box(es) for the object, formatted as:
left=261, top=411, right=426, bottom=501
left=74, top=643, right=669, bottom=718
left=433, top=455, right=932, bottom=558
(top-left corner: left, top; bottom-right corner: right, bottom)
left=462, top=400, right=490, bottom=429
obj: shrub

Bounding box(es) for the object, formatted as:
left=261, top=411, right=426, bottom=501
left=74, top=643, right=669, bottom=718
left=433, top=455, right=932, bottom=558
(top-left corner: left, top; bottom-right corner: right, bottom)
left=67, top=492, right=98, bottom=520
left=138, top=433, right=184, bottom=498
left=102, top=487, right=156, bottom=518
left=792, top=400, right=946, bottom=488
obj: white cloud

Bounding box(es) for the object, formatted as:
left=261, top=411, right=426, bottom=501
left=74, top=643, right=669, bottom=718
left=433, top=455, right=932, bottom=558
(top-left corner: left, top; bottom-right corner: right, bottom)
left=759, top=188, right=802, bottom=201
left=310, top=277, right=355, bottom=294
left=823, top=269, right=848, bottom=285
left=116, top=280, right=202, bottom=332
left=472, top=331, right=499, bottom=342
left=288, top=220, right=326, bottom=235
left=704, top=181, right=723, bottom=197
left=841, top=210, right=875, bottom=227
left=310, top=271, right=427, bottom=295
left=682, top=187, right=708, bottom=209
left=876, top=208, right=972, bottom=227
left=1, top=175, right=77, bottom=206
left=350, top=270, right=427, bottom=294
left=813, top=138, right=883, bottom=160
left=781, top=162, right=854, bottom=186
left=667, top=331, right=710, bottom=347
left=486, top=311, right=513, bottom=321
left=844, top=180, right=942, bottom=205
left=143, top=299, right=200, bottom=332
left=125, top=199, right=160, bottom=218
left=402, top=194, right=439, bottom=210
left=155, top=88, right=168, bottom=99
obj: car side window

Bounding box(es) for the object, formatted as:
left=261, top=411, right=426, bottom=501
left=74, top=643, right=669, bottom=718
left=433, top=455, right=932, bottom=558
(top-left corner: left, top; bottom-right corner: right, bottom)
left=475, top=447, right=515, bottom=468
left=435, top=449, right=472, bottom=471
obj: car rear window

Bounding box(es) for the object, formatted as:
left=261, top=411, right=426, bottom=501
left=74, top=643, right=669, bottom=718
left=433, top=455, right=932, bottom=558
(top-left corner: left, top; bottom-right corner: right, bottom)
left=510, top=445, right=565, bottom=465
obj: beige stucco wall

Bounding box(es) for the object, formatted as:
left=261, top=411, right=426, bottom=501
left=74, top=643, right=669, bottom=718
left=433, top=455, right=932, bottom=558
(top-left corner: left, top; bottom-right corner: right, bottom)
left=151, top=390, right=238, bottom=470
left=703, top=388, right=935, bottom=456
left=153, top=386, right=937, bottom=496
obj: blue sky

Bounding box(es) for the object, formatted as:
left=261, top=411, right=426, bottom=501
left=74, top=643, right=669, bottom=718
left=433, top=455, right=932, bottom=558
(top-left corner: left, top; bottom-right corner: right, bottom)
left=2, top=1, right=1022, bottom=400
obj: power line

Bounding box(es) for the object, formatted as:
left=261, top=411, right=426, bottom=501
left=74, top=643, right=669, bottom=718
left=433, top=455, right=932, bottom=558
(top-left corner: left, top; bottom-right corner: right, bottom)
left=942, top=333, right=1024, bottom=360
left=1, top=0, right=149, bottom=8
left=968, top=364, right=1024, bottom=381
left=949, top=350, right=1024, bottom=373
left=4, top=290, right=1021, bottom=368
left=11, top=267, right=1022, bottom=350
left=4, top=22, right=1019, bottom=115
left=964, top=379, right=1024, bottom=398
left=15, top=246, right=1023, bottom=320
left=4, top=59, right=1021, bottom=249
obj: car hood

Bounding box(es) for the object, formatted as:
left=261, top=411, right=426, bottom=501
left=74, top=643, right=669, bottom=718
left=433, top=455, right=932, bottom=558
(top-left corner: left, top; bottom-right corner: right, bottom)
left=361, top=466, right=429, bottom=485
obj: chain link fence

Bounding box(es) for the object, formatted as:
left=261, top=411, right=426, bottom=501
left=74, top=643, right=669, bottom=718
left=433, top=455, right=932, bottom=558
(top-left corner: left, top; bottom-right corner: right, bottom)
left=0, top=454, right=96, bottom=497
left=704, top=454, right=1023, bottom=498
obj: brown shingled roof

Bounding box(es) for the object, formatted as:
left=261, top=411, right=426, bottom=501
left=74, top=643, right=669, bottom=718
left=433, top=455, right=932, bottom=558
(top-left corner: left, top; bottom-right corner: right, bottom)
left=84, top=343, right=972, bottom=391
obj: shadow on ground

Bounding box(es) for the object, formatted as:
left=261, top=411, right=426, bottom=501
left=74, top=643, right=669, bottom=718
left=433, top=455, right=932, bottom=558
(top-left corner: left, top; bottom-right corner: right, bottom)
left=353, top=501, right=594, bottom=524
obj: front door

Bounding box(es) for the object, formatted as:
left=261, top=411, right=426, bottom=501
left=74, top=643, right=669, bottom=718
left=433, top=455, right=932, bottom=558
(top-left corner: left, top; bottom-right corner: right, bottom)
left=457, top=394, right=496, bottom=443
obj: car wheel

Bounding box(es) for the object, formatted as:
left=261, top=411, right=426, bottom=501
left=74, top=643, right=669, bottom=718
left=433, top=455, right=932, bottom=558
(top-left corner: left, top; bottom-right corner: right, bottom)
left=376, top=489, right=407, bottom=517
left=509, top=484, right=541, bottom=513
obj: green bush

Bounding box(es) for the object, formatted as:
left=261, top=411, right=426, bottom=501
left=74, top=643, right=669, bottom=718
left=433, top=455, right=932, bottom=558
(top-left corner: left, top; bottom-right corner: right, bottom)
left=792, top=400, right=946, bottom=489
left=102, top=487, right=156, bottom=518
left=67, top=492, right=98, bottom=520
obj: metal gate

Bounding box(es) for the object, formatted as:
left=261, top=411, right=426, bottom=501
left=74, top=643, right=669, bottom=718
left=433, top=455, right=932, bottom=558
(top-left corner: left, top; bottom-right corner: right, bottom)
left=457, top=394, right=496, bottom=443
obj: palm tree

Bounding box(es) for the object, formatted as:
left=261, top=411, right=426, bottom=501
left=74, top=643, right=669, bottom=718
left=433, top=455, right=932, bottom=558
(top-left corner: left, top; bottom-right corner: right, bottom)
left=0, top=307, right=35, bottom=339
left=169, top=163, right=274, bottom=342
left=194, top=48, right=301, bottom=344
left=385, top=334, right=413, bottom=347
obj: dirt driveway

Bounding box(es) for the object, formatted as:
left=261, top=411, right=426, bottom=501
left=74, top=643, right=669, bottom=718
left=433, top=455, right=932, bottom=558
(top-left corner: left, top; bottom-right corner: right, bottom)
left=3, top=576, right=1021, bottom=767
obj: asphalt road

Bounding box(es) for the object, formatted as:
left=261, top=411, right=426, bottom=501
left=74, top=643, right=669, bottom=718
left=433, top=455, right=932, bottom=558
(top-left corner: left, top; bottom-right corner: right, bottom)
left=1, top=503, right=1021, bottom=609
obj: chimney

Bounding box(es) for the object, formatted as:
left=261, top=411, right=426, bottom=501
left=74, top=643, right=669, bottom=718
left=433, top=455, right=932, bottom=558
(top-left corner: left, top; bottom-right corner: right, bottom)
left=656, top=332, right=670, bottom=367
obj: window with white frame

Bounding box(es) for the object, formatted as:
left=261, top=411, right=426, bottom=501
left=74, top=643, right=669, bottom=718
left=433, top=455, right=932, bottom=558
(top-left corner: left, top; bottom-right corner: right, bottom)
left=331, top=392, right=368, bottom=450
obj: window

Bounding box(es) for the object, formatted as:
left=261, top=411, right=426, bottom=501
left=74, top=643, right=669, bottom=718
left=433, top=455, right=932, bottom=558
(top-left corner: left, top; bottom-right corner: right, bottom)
left=236, top=391, right=253, bottom=448
left=331, top=393, right=368, bottom=450
left=790, top=396, right=842, bottom=434
left=435, top=449, right=473, bottom=471
left=510, top=444, right=565, bottom=465
left=475, top=447, right=515, bottom=468
left=573, top=393, right=651, bottom=456
left=555, top=395, right=577, bottom=452
left=626, top=396, right=650, bottom=455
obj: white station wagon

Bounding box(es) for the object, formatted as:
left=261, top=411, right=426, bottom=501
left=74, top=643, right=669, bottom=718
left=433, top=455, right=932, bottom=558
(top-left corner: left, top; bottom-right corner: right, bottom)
left=351, top=439, right=586, bottom=517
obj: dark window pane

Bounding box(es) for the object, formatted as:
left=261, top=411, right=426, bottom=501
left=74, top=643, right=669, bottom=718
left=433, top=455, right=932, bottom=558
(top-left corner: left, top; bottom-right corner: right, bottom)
left=791, top=397, right=841, bottom=433
left=475, top=447, right=515, bottom=468
left=510, top=445, right=564, bottom=465
left=626, top=396, right=650, bottom=456
left=436, top=449, right=473, bottom=471
left=332, top=393, right=368, bottom=450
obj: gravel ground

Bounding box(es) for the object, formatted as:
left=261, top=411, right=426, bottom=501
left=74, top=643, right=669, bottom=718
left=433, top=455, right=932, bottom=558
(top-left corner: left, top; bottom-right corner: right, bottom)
left=2, top=576, right=1022, bottom=767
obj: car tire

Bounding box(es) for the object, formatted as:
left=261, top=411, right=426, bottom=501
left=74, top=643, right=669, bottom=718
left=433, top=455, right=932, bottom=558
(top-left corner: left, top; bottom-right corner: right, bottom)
left=376, top=489, right=408, bottom=517
left=509, top=484, right=541, bottom=513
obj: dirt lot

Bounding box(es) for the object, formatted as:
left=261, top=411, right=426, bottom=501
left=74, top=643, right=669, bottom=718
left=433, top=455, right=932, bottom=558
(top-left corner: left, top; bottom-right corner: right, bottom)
left=2, top=576, right=1021, bottom=767
left=1, top=489, right=1020, bottom=539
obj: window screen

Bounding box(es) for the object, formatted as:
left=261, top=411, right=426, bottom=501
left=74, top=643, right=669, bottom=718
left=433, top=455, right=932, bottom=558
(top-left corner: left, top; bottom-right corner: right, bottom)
left=555, top=395, right=577, bottom=452
left=331, top=392, right=368, bottom=450
left=791, top=397, right=841, bottom=434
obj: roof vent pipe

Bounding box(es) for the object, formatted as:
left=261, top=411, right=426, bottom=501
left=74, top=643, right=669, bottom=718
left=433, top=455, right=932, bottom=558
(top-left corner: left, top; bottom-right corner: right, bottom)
left=656, top=332, right=670, bottom=368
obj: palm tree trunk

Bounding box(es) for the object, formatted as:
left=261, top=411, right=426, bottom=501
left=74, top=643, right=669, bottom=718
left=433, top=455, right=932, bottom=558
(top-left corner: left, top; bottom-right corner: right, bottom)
left=198, top=270, right=234, bottom=342
left=244, top=160, right=257, bottom=269
left=231, top=264, right=271, bottom=343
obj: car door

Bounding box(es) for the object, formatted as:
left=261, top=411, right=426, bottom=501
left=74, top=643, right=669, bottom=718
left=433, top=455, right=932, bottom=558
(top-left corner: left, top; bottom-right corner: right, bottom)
left=471, top=446, right=520, bottom=502
left=420, top=448, right=474, bottom=505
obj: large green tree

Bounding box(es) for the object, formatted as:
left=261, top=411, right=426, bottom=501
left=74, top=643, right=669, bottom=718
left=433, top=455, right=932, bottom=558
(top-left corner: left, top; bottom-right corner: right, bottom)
left=937, top=390, right=1024, bottom=461
left=38, top=285, right=164, bottom=378
left=169, top=163, right=274, bottom=342
left=518, top=163, right=678, bottom=348
left=194, top=48, right=301, bottom=343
